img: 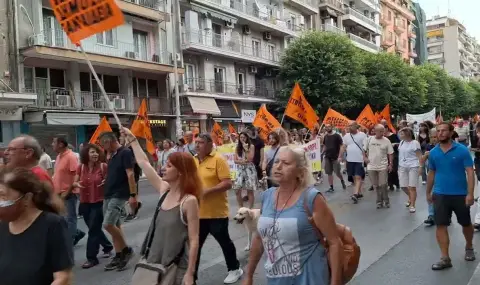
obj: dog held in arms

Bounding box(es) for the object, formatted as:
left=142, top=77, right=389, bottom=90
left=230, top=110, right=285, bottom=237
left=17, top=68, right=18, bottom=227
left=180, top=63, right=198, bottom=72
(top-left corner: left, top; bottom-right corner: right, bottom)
left=233, top=207, right=260, bottom=251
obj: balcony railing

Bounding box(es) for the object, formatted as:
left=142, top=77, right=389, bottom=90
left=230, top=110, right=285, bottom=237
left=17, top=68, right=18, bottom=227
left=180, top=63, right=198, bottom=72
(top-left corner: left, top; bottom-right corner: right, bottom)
left=408, top=30, right=416, bottom=39
left=182, top=29, right=280, bottom=63
left=181, top=78, right=277, bottom=99
left=122, top=0, right=165, bottom=10
left=28, top=29, right=172, bottom=65
left=348, top=33, right=380, bottom=52
left=320, top=24, right=345, bottom=35
left=200, top=0, right=303, bottom=34
left=394, top=19, right=405, bottom=33
left=293, top=0, right=317, bottom=7
left=344, top=7, right=380, bottom=32
left=319, top=0, right=344, bottom=11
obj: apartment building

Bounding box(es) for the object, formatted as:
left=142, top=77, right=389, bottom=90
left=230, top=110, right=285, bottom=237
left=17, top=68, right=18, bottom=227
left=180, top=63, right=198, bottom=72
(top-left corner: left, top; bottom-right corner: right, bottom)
left=426, top=16, right=480, bottom=79
left=179, top=0, right=320, bottom=131
left=379, top=0, right=416, bottom=64
left=13, top=0, right=180, bottom=148
left=411, top=2, right=427, bottom=65
left=317, top=0, right=382, bottom=54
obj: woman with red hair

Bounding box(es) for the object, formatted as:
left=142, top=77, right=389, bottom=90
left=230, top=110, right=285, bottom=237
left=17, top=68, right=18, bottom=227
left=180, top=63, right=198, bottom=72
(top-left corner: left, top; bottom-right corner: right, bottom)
left=121, top=127, right=201, bottom=285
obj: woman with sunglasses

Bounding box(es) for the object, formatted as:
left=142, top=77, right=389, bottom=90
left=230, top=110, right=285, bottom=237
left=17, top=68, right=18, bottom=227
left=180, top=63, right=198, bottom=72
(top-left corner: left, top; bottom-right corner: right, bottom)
left=121, top=127, right=201, bottom=285
left=0, top=168, right=73, bottom=285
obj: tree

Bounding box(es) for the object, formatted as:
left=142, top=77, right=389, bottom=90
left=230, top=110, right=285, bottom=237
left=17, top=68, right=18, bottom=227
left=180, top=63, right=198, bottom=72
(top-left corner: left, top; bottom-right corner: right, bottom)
left=360, top=52, right=426, bottom=115
left=278, top=31, right=366, bottom=116
left=447, top=77, right=475, bottom=117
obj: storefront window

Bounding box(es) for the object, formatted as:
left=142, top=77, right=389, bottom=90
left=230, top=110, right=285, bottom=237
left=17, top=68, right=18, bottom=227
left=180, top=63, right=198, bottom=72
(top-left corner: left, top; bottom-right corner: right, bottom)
left=182, top=120, right=199, bottom=132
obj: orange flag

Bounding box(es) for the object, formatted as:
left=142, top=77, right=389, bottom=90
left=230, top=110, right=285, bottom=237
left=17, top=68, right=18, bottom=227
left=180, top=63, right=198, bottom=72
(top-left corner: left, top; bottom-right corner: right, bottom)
left=377, top=104, right=396, bottom=134
left=130, top=99, right=155, bottom=154
left=356, top=105, right=377, bottom=130
left=89, top=117, right=113, bottom=145
left=284, top=83, right=319, bottom=130
left=211, top=122, right=224, bottom=146
left=228, top=123, right=237, bottom=134
left=322, top=108, right=350, bottom=129
left=253, top=105, right=281, bottom=141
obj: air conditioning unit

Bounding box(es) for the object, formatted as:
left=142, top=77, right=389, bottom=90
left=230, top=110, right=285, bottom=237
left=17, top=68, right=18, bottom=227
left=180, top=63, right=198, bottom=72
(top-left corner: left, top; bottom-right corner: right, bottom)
left=263, top=31, right=271, bottom=41
left=225, top=21, right=234, bottom=29
left=349, top=1, right=354, bottom=7
left=56, top=95, right=71, bottom=107
left=243, top=25, right=251, bottom=35
left=248, top=66, right=258, bottom=73
left=113, top=98, right=126, bottom=109
left=170, top=53, right=181, bottom=63
left=125, top=51, right=136, bottom=59
left=265, top=69, right=272, bottom=76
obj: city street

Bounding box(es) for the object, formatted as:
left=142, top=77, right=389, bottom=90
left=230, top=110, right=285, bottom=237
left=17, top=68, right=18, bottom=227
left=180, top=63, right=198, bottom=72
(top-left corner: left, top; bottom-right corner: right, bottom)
left=72, top=178, right=480, bottom=285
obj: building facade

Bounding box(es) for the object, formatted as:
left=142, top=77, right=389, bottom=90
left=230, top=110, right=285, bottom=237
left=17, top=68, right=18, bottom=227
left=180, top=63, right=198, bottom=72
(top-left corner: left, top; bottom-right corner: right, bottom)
left=411, top=1, right=426, bottom=65
left=14, top=0, right=181, bottom=150
left=379, top=0, right=416, bottom=63
left=426, top=16, right=480, bottom=79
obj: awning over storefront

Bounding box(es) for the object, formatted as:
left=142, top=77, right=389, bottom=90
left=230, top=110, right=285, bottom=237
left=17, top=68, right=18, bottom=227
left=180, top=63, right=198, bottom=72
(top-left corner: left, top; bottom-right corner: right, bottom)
left=191, top=4, right=238, bottom=24
left=188, top=97, right=221, bottom=116
left=24, top=111, right=100, bottom=125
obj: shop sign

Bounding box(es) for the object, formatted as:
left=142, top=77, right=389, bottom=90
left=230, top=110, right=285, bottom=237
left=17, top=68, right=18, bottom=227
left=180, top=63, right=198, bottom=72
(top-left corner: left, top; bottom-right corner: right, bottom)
left=241, top=109, right=256, bottom=123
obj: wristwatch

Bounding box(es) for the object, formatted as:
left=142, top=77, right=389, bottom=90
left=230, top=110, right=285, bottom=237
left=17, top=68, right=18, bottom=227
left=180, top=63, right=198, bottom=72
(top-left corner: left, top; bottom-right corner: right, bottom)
left=129, top=193, right=137, bottom=198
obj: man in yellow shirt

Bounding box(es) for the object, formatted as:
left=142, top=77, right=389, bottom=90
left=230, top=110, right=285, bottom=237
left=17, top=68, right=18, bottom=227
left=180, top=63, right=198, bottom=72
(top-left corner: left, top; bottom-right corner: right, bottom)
left=194, top=133, right=243, bottom=284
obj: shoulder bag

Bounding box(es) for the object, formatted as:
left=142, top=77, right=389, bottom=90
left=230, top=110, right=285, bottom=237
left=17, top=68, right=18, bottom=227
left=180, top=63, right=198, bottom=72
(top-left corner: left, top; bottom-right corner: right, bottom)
left=131, top=190, right=185, bottom=285
left=266, top=147, right=280, bottom=177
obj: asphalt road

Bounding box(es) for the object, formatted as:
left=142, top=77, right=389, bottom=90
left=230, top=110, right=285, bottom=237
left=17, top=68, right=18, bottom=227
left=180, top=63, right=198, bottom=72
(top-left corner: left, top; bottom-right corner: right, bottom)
left=71, top=178, right=480, bottom=285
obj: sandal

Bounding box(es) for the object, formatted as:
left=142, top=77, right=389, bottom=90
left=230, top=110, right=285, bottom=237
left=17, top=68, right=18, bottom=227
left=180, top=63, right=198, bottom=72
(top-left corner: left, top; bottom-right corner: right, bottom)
left=82, top=260, right=99, bottom=269
left=431, top=257, right=452, bottom=270
left=465, top=248, right=476, bottom=261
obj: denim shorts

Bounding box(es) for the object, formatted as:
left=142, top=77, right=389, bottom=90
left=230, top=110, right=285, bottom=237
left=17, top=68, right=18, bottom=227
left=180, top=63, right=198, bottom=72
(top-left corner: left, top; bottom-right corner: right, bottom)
left=102, top=198, right=127, bottom=227
left=346, top=162, right=365, bottom=177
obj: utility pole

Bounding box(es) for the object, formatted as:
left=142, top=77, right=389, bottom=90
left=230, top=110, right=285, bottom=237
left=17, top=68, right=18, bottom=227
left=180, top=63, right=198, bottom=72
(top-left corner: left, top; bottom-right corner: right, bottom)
left=171, top=0, right=182, bottom=139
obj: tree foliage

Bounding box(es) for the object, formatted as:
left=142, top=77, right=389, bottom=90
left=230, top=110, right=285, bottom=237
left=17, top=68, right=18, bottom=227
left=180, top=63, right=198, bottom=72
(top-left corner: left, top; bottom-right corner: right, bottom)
left=278, top=31, right=480, bottom=119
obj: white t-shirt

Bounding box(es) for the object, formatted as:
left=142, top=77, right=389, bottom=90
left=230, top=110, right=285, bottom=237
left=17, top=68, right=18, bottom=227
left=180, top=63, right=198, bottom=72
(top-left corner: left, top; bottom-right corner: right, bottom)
left=342, top=132, right=367, bottom=163
left=38, top=152, right=53, bottom=170
left=398, top=140, right=421, bottom=168
left=364, top=136, right=394, bottom=171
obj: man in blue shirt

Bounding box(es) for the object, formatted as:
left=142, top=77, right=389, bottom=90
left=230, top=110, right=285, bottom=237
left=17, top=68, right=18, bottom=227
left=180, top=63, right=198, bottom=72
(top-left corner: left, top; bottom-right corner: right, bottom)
left=427, top=122, right=476, bottom=271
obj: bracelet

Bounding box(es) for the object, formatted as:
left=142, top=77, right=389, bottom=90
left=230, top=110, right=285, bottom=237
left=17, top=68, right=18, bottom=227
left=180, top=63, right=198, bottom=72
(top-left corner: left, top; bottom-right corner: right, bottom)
left=126, top=138, right=137, bottom=145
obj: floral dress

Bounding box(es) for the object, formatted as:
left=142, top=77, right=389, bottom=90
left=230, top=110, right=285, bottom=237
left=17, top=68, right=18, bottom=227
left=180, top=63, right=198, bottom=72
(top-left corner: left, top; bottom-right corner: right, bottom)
left=233, top=151, right=258, bottom=191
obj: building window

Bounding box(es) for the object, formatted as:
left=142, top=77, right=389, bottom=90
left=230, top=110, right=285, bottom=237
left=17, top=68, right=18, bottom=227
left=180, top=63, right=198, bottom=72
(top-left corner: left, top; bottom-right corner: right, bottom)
left=184, top=64, right=196, bottom=89
left=252, top=39, right=260, bottom=57
left=133, top=30, right=149, bottom=61
left=388, top=10, right=391, bottom=20
left=402, top=39, right=407, bottom=48
left=214, top=67, right=226, bottom=93
left=268, top=44, right=276, bottom=61
left=388, top=32, right=393, bottom=41
left=96, top=30, right=114, bottom=46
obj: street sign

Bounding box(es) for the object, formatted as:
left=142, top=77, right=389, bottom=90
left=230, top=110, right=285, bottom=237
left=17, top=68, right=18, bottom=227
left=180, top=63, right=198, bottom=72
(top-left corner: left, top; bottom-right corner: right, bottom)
left=241, top=109, right=256, bottom=123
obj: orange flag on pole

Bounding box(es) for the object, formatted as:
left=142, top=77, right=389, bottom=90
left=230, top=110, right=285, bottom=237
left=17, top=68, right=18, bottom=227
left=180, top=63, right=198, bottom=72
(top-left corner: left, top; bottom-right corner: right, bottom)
left=130, top=99, right=155, bottom=154
left=228, top=123, right=237, bottom=134
left=377, top=104, right=396, bottom=134
left=284, top=83, right=319, bottom=130
left=253, top=105, right=281, bottom=141
left=89, top=117, right=113, bottom=145
left=322, top=108, right=350, bottom=129
left=211, top=122, right=224, bottom=145
left=356, top=105, right=377, bottom=130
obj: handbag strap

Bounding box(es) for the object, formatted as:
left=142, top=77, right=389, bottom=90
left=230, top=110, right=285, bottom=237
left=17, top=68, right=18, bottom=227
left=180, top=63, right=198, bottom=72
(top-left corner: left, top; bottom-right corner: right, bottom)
left=350, top=133, right=365, bottom=155
left=144, top=190, right=170, bottom=259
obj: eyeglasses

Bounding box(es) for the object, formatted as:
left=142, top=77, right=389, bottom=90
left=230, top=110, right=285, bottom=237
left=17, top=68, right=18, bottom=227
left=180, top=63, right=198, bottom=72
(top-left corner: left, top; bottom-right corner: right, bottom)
left=5, top=147, right=29, bottom=152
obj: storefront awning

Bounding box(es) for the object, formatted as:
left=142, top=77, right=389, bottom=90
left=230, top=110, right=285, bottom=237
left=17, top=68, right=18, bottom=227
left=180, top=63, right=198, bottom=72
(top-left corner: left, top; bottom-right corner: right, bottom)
left=188, top=97, right=221, bottom=116
left=36, top=112, right=100, bottom=125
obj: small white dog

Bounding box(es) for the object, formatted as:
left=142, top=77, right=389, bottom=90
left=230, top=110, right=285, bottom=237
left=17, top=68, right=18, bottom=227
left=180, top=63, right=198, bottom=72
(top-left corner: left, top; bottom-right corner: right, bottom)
left=233, top=207, right=260, bottom=251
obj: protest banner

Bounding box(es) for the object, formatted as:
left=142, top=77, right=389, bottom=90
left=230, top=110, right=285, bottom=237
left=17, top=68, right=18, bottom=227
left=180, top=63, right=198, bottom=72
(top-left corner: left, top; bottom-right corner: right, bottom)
left=130, top=99, right=155, bottom=154
left=406, top=108, right=436, bottom=123
left=216, top=144, right=237, bottom=180
left=303, top=139, right=322, bottom=172
left=284, top=83, right=319, bottom=130
left=253, top=105, right=281, bottom=141
left=377, top=104, right=396, bottom=133
left=356, top=104, right=377, bottom=130
left=323, top=108, right=350, bottom=129
left=50, top=0, right=125, bottom=44
left=89, top=116, right=112, bottom=145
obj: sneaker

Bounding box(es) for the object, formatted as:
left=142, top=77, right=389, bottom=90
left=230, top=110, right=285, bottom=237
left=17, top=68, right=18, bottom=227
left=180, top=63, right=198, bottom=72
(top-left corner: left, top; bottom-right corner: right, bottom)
left=223, top=268, right=243, bottom=284
left=357, top=193, right=364, bottom=199
left=124, top=214, right=138, bottom=222
left=422, top=181, right=426, bottom=185
left=134, top=201, right=142, bottom=216
left=368, top=186, right=374, bottom=191
left=376, top=203, right=383, bottom=209
left=405, top=201, right=411, bottom=208
left=341, top=180, right=347, bottom=190
left=384, top=202, right=390, bottom=208
left=104, top=254, right=121, bottom=271
left=117, top=247, right=134, bottom=271
left=351, top=195, right=358, bottom=204
left=432, top=257, right=452, bottom=271
left=100, top=250, right=113, bottom=258
left=82, top=259, right=99, bottom=269
left=465, top=248, right=476, bottom=261
left=409, top=206, right=416, bottom=213
left=74, top=230, right=86, bottom=246
left=474, top=223, right=480, bottom=231
left=424, top=216, right=435, bottom=226
left=326, top=187, right=334, bottom=193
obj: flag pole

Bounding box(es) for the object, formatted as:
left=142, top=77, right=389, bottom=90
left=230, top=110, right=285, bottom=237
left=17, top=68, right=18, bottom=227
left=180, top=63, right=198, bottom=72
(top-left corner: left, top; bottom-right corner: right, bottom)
left=280, top=114, right=285, bottom=125
left=78, top=44, right=122, bottom=128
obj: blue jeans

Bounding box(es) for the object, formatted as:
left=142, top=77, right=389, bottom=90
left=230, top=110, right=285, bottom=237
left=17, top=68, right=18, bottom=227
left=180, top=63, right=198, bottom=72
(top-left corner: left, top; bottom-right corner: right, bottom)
left=65, top=194, right=85, bottom=246
left=80, top=202, right=113, bottom=262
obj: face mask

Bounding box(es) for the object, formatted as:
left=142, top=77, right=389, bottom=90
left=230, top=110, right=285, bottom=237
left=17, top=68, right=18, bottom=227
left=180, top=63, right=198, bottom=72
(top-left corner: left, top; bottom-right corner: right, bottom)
left=0, top=195, right=25, bottom=222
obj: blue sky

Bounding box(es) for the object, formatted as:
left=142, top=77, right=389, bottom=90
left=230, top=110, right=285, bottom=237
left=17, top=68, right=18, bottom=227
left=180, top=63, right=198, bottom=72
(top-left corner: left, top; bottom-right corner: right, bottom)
left=417, top=0, right=480, bottom=39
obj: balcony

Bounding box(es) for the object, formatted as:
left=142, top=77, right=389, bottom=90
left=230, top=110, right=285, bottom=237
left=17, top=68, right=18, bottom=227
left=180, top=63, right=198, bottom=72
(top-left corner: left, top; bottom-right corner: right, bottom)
left=22, top=30, right=178, bottom=74
left=381, top=36, right=394, bottom=48
left=288, top=0, right=318, bottom=15
left=182, top=29, right=280, bottom=67
left=408, top=50, right=417, bottom=58
left=408, top=30, right=416, bottom=39
left=180, top=78, right=276, bottom=102
left=343, top=7, right=381, bottom=34
left=118, top=0, right=169, bottom=22
left=133, top=96, right=171, bottom=114
left=394, top=42, right=404, bottom=53
left=319, top=0, right=345, bottom=14
left=380, top=0, right=414, bottom=21
left=320, top=24, right=346, bottom=35
left=189, top=0, right=301, bottom=37
left=394, top=19, right=406, bottom=34
left=348, top=33, right=380, bottom=53
left=379, top=16, right=390, bottom=26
